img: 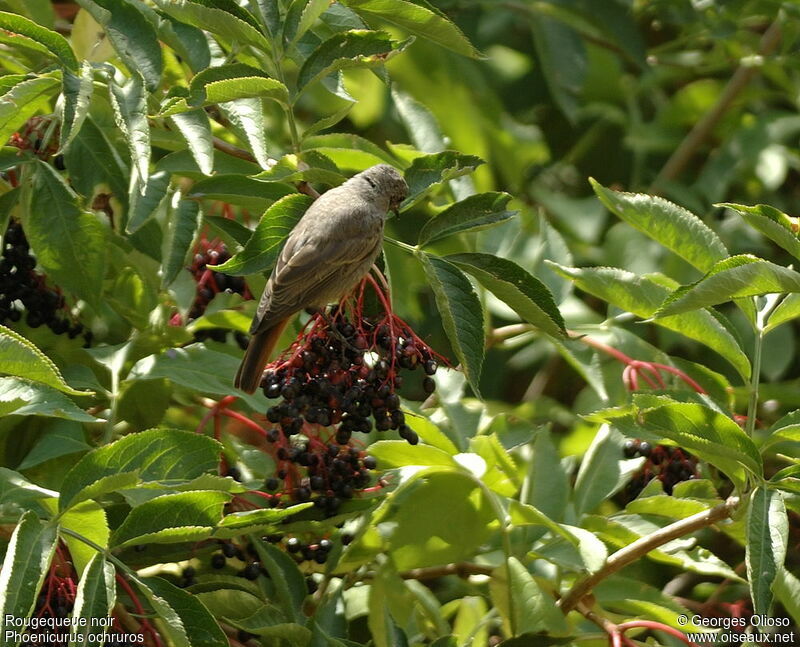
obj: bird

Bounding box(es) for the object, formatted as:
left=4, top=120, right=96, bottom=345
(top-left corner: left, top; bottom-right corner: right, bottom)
left=234, top=163, right=409, bottom=394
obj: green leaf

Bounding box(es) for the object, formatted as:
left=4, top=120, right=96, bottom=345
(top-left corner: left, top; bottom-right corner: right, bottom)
left=109, top=73, right=150, bottom=186
left=655, top=255, right=800, bottom=318
left=0, top=468, right=56, bottom=511
left=187, top=175, right=295, bottom=211
left=126, top=170, right=171, bottom=234
left=250, top=541, right=308, bottom=624
left=18, top=420, right=90, bottom=470
left=0, top=74, right=60, bottom=150
left=0, top=511, right=57, bottom=644
left=128, top=344, right=266, bottom=410
left=63, top=116, right=128, bottom=203
left=636, top=399, right=762, bottom=487
left=216, top=504, right=313, bottom=532
left=490, top=557, right=568, bottom=635
left=59, top=61, right=94, bottom=153
left=159, top=64, right=289, bottom=116
left=140, top=577, right=228, bottom=647
left=720, top=203, right=800, bottom=261
left=419, top=253, right=484, bottom=397
left=111, top=490, right=229, bottom=547
left=0, top=378, right=99, bottom=422
left=367, top=440, right=460, bottom=469
left=154, top=0, right=271, bottom=53
left=284, top=0, right=330, bottom=44
left=418, top=192, right=517, bottom=246
left=297, top=30, right=413, bottom=94
left=590, top=178, right=728, bottom=272
left=214, top=194, right=313, bottom=276
left=0, top=325, right=91, bottom=396
left=765, top=292, right=800, bottom=333
left=162, top=197, right=201, bottom=288
left=341, top=0, right=482, bottom=58
left=530, top=16, right=585, bottom=121
left=47, top=498, right=109, bottom=576
left=0, top=10, right=78, bottom=70
left=573, top=425, right=642, bottom=515
left=68, top=554, right=116, bottom=647
left=25, top=161, right=108, bottom=308
left=746, top=487, right=788, bottom=616
left=130, top=575, right=191, bottom=647
left=762, top=410, right=800, bottom=452
left=220, top=97, right=273, bottom=170
left=76, top=0, right=162, bottom=90
left=390, top=85, right=445, bottom=153
left=447, top=253, right=566, bottom=338
left=59, top=428, right=221, bottom=511
left=168, top=109, right=214, bottom=175
left=549, top=264, right=751, bottom=379
left=402, top=151, right=483, bottom=206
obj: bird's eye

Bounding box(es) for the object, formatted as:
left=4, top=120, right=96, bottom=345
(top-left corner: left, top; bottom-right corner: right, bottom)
left=364, top=176, right=377, bottom=189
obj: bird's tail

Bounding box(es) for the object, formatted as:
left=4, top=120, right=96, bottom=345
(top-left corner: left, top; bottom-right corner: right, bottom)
left=234, top=319, right=289, bottom=394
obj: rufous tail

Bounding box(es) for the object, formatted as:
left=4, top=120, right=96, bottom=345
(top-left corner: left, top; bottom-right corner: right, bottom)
left=234, top=319, right=289, bottom=394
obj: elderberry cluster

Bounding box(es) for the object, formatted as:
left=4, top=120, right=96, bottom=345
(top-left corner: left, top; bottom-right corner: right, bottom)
left=264, top=442, right=378, bottom=517
left=0, top=221, right=90, bottom=344
left=263, top=315, right=438, bottom=448
left=186, top=239, right=251, bottom=349
left=624, top=439, right=698, bottom=497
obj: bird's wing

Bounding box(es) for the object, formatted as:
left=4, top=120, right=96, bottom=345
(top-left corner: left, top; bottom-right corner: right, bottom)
left=250, top=208, right=382, bottom=334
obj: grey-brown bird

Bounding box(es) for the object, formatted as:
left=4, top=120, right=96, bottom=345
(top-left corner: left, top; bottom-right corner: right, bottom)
left=234, top=164, right=409, bottom=394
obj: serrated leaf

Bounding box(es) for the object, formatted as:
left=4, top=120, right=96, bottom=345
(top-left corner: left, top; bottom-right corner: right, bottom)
left=297, top=29, right=412, bottom=93
left=0, top=74, right=60, bottom=150
left=131, top=575, right=191, bottom=647
left=63, top=115, right=128, bottom=203
left=76, top=0, right=162, bottom=90
left=285, top=0, right=330, bottom=44
left=765, top=292, right=800, bottom=333
left=720, top=202, right=800, bottom=261
left=126, top=170, right=171, bottom=233
left=419, top=253, right=484, bottom=397
left=391, top=85, right=444, bottom=153
left=220, top=97, right=273, bottom=170
left=25, top=161, right=107, bottom=308
left=159, top=63, right=289, bottom=116
left=549, top=264, right=750, bottom=378
left=402, top=151, right=483, bottom=206
left=59, top=428, right=221, bottom=511
left=490, top=557, right=568, bottom=636
left=367, top=440, right=460, bottom=469
left=341, top=0, right=481, bottom=58
left=140, top=577, right=228, bottom=647
left=168, top=109, right=214, bottom=175
left=530, top=15, right=585, bottom=121
left=655, top=255, right=800, bottom=318
left=111, top=490, right=229, bottom=547
left=591, top=178, right=727, bottom=272
left=109, top=73, right=150, bottom=187
left=154, top=0, right=271, bottom=53
left=188, top=174, right=295, bottom=210
left=0, top=377, right=99, bottom=421
left=59, top=61, right=94, bottom=153
left=418, top=192, right=516, bottom=246
left=162, top=197, right=201, bottom=288
left=637, top=399, right=762, bottom=487
left=214, top=193, right=312, bottom=276
left=250, top=541, right=307, bottom=623
left=0, top=11, right=78, bottom=70
left=68, top=554, right=115, bottom=647
left=447, top=253, right=566, bottom=338
left=746, top=487, right=788, bottom=616
left=0, top=325, right=91, bottom=396
left=217, top=503, right=314, bottom=531
left=0, top=511, right=57, bottom=645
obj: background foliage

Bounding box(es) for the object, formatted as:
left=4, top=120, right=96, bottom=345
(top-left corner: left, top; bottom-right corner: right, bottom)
left=0, top=1, right=799, bottom=646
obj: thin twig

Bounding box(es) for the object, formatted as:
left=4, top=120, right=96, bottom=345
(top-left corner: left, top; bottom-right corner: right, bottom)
left=558, top=497, right=739, bottom=613
left=650, top=18, right=782, bottom=192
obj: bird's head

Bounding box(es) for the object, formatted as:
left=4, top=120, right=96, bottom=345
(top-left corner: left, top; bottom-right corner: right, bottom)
left=356, top=164, right=408, bottom=217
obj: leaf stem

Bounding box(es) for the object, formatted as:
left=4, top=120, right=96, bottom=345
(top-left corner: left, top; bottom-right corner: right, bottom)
left=557, top=496, right=739, bottom=613
left=383, top=236, right=418, bottom=254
